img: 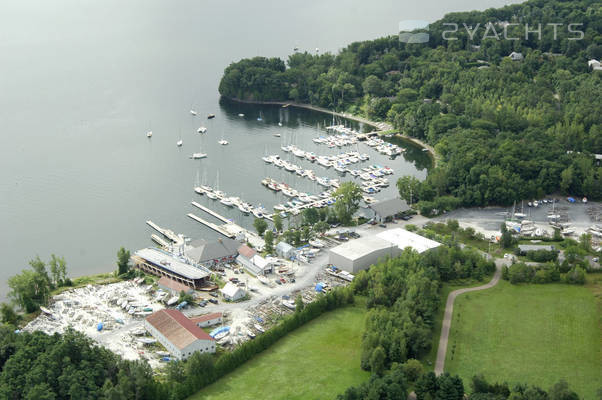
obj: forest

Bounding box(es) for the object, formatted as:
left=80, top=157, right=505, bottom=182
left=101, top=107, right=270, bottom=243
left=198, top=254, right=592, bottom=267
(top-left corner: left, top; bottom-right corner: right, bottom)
left=219, top=0, right=602, bottom=208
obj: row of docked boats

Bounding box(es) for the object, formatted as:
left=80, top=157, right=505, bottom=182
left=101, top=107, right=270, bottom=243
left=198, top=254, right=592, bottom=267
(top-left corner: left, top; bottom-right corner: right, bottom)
left=312, top=133, right=358, bottom=147
left=261, top=177, right=337, bottom=214
left=365, top=137, right=405, bottom=156
left=194, top=186, right=267, bottom=218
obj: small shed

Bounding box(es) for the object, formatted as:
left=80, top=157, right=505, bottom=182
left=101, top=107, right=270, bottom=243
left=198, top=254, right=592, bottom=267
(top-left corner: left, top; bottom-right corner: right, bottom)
left=220, top=282, right=246, bottom=301
left=276, top=241, right=295, bottom=259
left=517, top=244, right=556, bottom=254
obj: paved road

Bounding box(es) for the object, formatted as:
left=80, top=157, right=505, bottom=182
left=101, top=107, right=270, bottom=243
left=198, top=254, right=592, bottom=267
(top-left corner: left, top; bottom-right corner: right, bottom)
left=434, top=257, right=508, bottom=375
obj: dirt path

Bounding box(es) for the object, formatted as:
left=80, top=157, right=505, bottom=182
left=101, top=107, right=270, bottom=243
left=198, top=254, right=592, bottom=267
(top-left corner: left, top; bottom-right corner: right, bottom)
left=434, top=258, right=507, bottom=375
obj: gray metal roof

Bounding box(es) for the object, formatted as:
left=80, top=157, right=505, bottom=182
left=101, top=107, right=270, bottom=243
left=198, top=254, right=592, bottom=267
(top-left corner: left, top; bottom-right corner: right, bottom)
left=186, top=238, right=241, bottom=263
left=518, top=244, right=555, bottom=252
left=369, top=197, right=410, bottom=217
left=135, top=248, right=208, bottom=280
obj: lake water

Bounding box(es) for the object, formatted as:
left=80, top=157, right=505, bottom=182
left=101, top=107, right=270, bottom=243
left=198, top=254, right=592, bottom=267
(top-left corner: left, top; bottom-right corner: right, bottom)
left=0, top=0, right=520, bottom=298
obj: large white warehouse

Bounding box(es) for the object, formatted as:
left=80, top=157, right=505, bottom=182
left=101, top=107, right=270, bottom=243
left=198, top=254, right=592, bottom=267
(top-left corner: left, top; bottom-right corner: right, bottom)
left=145, top=309, right=216, bottom=360
left=377, top=228, right=441, bottom=253
left=328, top=228, right=441, bottom=273
left=328, top=236, right=401, bottom=273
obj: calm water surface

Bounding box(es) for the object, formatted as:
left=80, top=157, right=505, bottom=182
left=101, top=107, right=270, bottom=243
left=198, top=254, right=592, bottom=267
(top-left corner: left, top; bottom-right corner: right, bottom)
left=0, top=0, right=521, bottom=297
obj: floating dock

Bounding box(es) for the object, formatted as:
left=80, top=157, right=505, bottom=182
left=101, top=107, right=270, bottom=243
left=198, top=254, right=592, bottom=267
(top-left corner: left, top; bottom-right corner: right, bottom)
left=187, top=213, right=236, bottom=238
left=146, top=220, right=184, bottom=246
left=191, top=202, right=231, bottom=223
left=187, top=205, right=265, bottom=249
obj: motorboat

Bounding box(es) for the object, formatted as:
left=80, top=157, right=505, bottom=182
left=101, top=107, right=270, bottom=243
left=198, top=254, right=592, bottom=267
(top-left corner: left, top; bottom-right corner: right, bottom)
left=207, top=114, right=216, bottom=119
left=252, top=208, right=264, bottom=218
left=190, top=110, right=197, bottom=116
left=146, top=131, right=153, bottom=138
left=197, top=126, right=207, bottom=133
left=176, top=139, right=183, bottom=147
left=190, top=152, right=207, bottom=159
left=218, top=139, right=229, bottom=145
left=220, top=197, right=235, bottom=207
left=201, top=185, right=212, bottom=192
left=238, top=113, right=245, bottom=117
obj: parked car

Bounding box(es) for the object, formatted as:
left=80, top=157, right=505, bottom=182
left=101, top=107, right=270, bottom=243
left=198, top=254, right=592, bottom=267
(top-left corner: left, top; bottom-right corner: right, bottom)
left=274, top=279, right=282, bottom=285
left=208, top=298, right=218, bottom=304
left=378, top=223, right=387, bottom=228
left=209, top=292, right=218, bottom=298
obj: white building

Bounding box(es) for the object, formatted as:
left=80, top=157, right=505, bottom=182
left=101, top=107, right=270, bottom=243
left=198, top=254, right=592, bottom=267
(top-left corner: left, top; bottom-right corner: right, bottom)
left=508, top=51, right=523, bottom=61
left=588, top=59, right=600, bottom=70
left=189, top=312, right=223, bottom=328
left=220, top=282, right=246, bottom=301
left=328, top=236, right=401, bottom=273
left=145, top=309, right=215, bottom=360
left=236, top=245, right=275, bottom=275
left=376, top=228, right=441, bottom=253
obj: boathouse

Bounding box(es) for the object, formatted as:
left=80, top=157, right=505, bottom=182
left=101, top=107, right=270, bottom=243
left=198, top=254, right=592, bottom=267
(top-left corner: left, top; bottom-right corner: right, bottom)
left=132, top=248, right=209, bottom=289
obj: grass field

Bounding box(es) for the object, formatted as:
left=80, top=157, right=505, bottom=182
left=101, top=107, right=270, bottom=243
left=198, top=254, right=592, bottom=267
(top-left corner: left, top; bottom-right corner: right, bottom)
left=191, top=303, right=369, bottom=400
left=445, top=280, right=601, bottom=398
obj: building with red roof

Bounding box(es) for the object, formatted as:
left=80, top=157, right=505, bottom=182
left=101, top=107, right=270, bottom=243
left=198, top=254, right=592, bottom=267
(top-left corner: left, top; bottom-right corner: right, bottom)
left=145, top=309, right=215, bottom=359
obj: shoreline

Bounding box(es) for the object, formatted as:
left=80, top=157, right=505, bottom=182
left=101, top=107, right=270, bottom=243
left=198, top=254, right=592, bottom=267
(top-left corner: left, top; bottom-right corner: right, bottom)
left=223, top=96, right=438, bottom=167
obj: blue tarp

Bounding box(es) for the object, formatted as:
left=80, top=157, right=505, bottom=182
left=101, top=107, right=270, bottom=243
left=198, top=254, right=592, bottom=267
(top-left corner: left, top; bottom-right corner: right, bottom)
left=97, top=322, right=103, bottom=331
left=567, top=197, right=576, bottom=203
left=209, top=326, right=230, bottom=338
left=315, top=282, right=325, bottom=292
left=255, top=316, right=264, bottom=323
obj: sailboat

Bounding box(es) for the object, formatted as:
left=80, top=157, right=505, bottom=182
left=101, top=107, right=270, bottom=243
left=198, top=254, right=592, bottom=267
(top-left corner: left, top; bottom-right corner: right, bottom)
left=146, top=130, right=153, bottom=138
left=190, top=138, right=207, bottom=159
left=218, top=130, right=229, bottom=145
left=193, top=169, right=203, bottom=195
left=176, top=129, right=183, bottom=147
left=213, top=171, right=225, bottom=199
left=190, top=109, right=197, bottom=116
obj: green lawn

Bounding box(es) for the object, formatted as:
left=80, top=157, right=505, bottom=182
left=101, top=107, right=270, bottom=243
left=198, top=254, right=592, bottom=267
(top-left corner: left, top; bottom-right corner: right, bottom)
left=445, top=281, right=601, bottom=398
left=191, top=304, right=369, bottom=400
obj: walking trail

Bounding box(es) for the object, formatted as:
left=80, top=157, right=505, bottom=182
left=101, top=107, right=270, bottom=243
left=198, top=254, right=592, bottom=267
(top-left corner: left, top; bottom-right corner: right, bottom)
left=434, top=259, right=506, bottom=375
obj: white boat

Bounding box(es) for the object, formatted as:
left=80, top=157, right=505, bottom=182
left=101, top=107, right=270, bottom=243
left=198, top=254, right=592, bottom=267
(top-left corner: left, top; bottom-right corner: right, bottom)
left=252, top=208, right=264, bottom=218
left=238, top=113, right=245, bottom=117
left=197, top=126, right=207, bottom=133
left=278, top=122, right=283, bottom=127
left=220, top=197, right=235, bottom=207
left=247, top=331, right=256, bottom=339
left=206, top=191, right=217, bottom=200
left=190, top=110, right=197, bottom=116
left=254, top=324, right=265, bottom=333
left=137, top=338, right=157, bottom=345
left=167, top=296, right=179, bottom=306
left=218, top=139, right=229, bottom=145
left=309, top=239, right=325, bottom=248
left=238, top=202, right=251, bottom=214
left=156, top=351, right=170, bottom=357
left=214, top=190, right=225, bottom=200
left=273, top=133, right=281, bottom=137
left=201, top=185, right=212, bottom=192
left=146, top=131, right=153, bottom=138
left=274, top=204, right=287, bottom=211
left=191, top=140, right=207, bottom=159
left=257, top=275, right=270, bottom=285
left=176, top=139, right=183, bottom=147
left=40, top=306, right=53, bottom=315
left=214, top=331, right=230, bottom=341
